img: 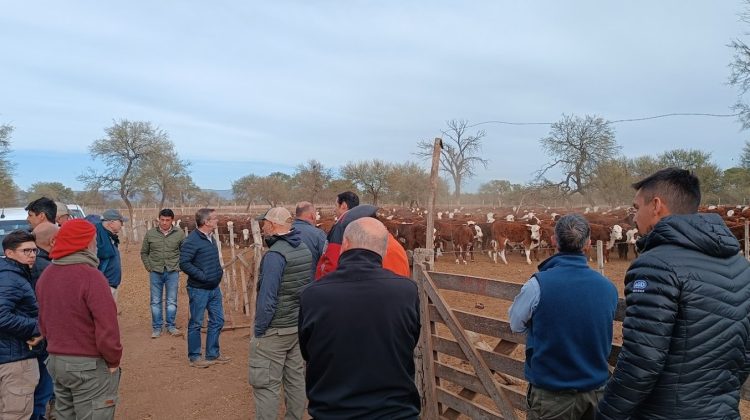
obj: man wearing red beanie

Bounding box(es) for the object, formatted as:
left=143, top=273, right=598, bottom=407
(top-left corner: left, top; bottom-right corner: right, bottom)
left=36, top=219, right=122, bottom=420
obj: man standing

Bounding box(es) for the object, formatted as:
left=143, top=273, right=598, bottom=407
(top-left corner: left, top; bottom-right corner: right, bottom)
left=36, top=219, right=122, bottom=420
left=249, top=207, right=310, bottom=420
left=141, top=209, right=185, bottom=338
left=179, top=208, right=227, bottom=368
left=598, top=168, right=750, bottom=419
left=30, top=222, right=58, bottom=420
left=509, top=214, right=618, bottom=419
left=54, top=202, right=71, bottom=225
left=292, top=202, right=325, bottom=281
left=95, top=209, right=127, bottom=300
left=299, top=218, right=421, bottom=419
left=0, top=230, right=42, bottom=419
left=315, top=191, right=359, bottom=278
left=25, top=197, right=57, bottom=229
left=316, top=202, right=410, bottom=279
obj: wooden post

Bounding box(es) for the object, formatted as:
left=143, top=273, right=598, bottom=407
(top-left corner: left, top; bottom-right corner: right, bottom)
left=227, top=221, right=239, bottom=311
left=425, top=138, right=442, bottom=257
left=596, top=240, right=604, bottom=275
left=249, top=219, right=263, bottom=326
left=745, top=220, right=749, bottom=261
left=131, top=216, right=139, bottom=243
left=412, top=248, right=439, bottom=420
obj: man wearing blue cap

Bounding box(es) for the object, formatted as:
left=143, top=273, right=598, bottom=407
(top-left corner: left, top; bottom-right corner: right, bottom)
left=96, top=209, right=127, bottom=301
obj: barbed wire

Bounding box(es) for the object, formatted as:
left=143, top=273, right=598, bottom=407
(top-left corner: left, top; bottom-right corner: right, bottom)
left=466, top=112, right=742, bottom=128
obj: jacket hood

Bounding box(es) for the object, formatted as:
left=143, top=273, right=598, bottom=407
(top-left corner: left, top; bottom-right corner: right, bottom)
left=265, top=227, right=303, bottom=248
left=637, top=213, right=740, bottom=258
left=341, top=205, right=378, bottom=225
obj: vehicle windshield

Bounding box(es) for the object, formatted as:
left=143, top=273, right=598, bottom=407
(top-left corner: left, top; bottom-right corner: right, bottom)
left=0, top=220, right=32, bottom=252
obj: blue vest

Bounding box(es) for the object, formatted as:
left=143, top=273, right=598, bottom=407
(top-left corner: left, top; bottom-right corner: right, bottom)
left=525, top=252, right=618, bottom=391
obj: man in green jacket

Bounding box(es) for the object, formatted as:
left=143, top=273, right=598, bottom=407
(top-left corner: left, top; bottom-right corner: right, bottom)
left=141, top=209, right=185, bottom=338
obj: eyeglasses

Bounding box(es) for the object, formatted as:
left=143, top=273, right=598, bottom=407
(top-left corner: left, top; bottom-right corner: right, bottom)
left=19, top=248, right=39, bottom=256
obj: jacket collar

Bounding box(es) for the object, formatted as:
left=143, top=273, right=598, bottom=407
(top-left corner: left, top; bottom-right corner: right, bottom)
left=338, top=248, right=383, bottom=269
left=537, top=251, right=588, bottom=272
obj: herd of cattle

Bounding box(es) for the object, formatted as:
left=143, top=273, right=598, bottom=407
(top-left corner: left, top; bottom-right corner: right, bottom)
left=166, top=204, right=750, bottom=265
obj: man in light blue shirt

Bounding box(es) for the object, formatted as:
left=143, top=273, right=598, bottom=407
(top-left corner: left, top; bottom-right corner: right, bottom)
left=508, top=213, right=618, bottom=420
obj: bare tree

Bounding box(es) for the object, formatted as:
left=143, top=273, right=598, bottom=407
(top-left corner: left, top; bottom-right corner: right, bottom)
left=537, top=114, right=620, bottom=203
left=78, top=120, right=169, bottom=223
left=232, top=174, right=261, bottom=210
left=292, top=160, right=332, bottom=204
left=416, top=119, right=488, bottom=203
left=589, top=159, right=633, bottom=207
left=257, top=172, right=292, bottom=207
left=341, top=160, right=391, bottom=205
left=387, top=161, right=429, bottom=207
left=141, top=145, right=192, bottom=209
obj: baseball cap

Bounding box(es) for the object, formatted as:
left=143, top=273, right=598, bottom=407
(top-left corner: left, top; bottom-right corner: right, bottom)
left=257, top=207, right=292, bottom=225
left=102, top=209, right=128, bottom=223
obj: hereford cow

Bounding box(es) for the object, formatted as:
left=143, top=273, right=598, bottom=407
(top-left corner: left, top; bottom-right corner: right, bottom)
left=589, top=223, right=623, bottom=262
left=489, top=221, right=541, bottom=265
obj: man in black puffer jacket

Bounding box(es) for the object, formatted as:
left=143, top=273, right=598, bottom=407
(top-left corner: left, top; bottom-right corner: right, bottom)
left=0, top=230, right=43, bottom=419
left=598, top=168, right=750, bottom=419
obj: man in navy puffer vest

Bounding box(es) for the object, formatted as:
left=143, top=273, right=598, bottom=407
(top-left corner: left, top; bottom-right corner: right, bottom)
left=510, top=213, right=618, bottom=420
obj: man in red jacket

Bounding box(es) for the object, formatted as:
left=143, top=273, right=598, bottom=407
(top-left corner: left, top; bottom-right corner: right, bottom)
left=36, top=219, right=122, bottom=420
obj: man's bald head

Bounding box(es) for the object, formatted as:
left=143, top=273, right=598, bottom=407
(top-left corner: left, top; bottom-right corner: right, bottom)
left=341, top=218, right=388, bottom=257
left=33, top=221, right=59, bottom=252
left=295, top=201, right=315, bottom=223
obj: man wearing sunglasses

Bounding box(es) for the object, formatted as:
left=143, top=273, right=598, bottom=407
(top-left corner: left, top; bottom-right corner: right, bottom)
left=0, top=230, right=42, bottom=418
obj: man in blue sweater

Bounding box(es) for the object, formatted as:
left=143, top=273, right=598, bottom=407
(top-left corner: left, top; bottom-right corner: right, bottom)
left=509, top=213, right=618, bottom=420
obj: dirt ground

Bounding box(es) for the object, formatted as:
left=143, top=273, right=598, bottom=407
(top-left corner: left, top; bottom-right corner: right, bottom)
left=113, top=243, right=749, bottom=418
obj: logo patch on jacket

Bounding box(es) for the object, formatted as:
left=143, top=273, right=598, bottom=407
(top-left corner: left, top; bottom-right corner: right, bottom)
left=632, top=279, right=648, bottom=293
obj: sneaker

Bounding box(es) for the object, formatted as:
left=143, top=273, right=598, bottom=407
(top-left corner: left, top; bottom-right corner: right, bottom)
left=189, top=358, right=211, bottom=369
left=168, top=328, right=183, bottom=337
left=151, top=330, right=161, bottom=339
left=206, top=355, right=231, bottom=365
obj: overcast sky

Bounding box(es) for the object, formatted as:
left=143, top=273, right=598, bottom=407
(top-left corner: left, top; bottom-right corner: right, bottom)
left=1, top=1, right=748, bottom=192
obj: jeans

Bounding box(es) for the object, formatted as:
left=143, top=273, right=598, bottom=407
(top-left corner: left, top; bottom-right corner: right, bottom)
left=150, top=271, right=179, bottom=331
left=187, top=286, right=225, bottom=362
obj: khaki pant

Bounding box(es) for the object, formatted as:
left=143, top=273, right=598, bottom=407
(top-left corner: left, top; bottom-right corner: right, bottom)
left=46, top=355, right=120, bottom=420
left=0, top=358, right=39, bottom=420
left=248, top=328, right=305, bottom=420
left=526, top=384, right=604, bottom=420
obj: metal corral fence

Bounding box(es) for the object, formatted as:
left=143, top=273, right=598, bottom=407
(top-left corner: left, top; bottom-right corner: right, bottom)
left=410, top=248, right=750, bottom=419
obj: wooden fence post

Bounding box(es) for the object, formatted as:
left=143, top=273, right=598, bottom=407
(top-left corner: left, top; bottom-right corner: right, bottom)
left=249, top=219, right=263, bottom=326
left=426, top=138, right=442, bottom=252
left=596, top=240, right=604, bottom=275
left=413, top=248, right=439, bottom=420
left=745, top=220, right=749, bottom=261
left=227, top=221, right=239, bottom=311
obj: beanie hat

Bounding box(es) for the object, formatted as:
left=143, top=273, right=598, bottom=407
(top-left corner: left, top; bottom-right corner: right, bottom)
left=51, top=219, right=96, bottom=259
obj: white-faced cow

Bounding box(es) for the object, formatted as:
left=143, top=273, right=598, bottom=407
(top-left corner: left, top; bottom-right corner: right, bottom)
left=489, top=221, right=541, bottom=265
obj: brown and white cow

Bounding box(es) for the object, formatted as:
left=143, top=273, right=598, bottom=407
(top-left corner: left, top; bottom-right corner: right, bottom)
left=488, top=221, right=541, bottom=265
left=588, top=223, right=623, bottom=262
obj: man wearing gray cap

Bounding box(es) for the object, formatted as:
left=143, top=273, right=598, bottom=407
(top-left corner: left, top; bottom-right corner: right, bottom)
left=249, top=207, right=311, bottom=420
left=95, top=209, right=127, bottom=300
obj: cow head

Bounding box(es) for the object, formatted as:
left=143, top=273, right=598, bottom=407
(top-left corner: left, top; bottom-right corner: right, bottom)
left=527, top=224, right=541, bottom=241
left=505, top=214, right=515, bottom=222
left=609, top=224, right=623, bottom=241
left=625, top=227, right=639, bottom=244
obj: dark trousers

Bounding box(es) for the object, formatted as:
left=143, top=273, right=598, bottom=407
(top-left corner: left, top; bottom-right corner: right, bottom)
left=526, top=384, right=605, bottom=420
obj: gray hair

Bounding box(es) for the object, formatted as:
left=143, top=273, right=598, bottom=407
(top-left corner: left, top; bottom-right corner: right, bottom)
left=295, top=201, right=314, bottom=217
left=195, top=208, right=215, bottom=227
left=554, top=213, right=590, bottom=252
left=343, top=218, right=388, bottom=257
